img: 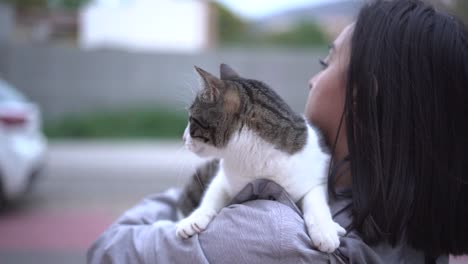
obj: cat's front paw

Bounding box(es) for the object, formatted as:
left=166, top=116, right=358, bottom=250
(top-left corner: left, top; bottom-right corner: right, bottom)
left=176, top=209, right=217, bottom=239
left=306, top=218, right=346, bottom=253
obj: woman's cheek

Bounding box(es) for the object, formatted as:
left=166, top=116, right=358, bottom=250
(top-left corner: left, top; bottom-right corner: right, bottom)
left=305, top=69, right=346, bottom=136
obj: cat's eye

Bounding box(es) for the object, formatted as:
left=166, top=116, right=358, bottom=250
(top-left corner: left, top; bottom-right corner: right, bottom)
left=190, top=116, right=209, bottom=129
left=319, top=59, right=329, bottom=69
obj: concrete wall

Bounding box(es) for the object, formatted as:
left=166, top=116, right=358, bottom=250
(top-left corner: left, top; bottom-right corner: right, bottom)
left=0, top=44, right=326, bottom=120
left=0, top=4, right=13, bottom=43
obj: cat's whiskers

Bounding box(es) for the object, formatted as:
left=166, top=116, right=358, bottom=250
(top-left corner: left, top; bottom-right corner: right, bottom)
left=173, top=75, right=197, bottom=110
left=173, top=89, right=193, bottom=111
left=173, top=144, right=191, bottom=188
left=194, top=171, right=206, bottom=192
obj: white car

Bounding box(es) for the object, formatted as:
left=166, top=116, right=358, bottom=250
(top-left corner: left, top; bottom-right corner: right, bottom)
left=0, top=79, right=47, bottom=205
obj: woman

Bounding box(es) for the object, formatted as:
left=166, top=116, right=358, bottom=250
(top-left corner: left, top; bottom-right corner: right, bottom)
left=87, top=0, right=468, bottom=263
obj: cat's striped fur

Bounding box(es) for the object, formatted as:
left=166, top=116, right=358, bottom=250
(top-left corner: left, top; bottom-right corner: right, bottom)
left=178, top=159, right=219, bottom=216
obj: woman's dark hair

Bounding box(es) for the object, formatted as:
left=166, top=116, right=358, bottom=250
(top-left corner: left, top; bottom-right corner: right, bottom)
left=343, top=0, right=468, bottom=257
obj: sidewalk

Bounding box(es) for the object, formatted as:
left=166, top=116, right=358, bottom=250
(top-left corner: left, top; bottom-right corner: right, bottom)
left=47, top=139, right=206, bottom=179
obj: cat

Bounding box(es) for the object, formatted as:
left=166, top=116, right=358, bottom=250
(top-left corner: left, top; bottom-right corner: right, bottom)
left=176, top=64, right=345, bottom=253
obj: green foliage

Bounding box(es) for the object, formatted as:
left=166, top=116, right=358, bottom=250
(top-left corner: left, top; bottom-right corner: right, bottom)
left=212, top=2, right=327, bottom=48
left=212, top=2, right=249, bottom=44
left=44, top=107, right=188, bottom=139
left=0, top=0, right=91, bottom=10
left=454, top=1, right=468, bottom=25
left=262, top=21, right=328, bottom=47
left=0, top=0, right=48, bottom=9
left=48, top=0, right=92, bottom=9
left=429, top=0, right=468, bottom=25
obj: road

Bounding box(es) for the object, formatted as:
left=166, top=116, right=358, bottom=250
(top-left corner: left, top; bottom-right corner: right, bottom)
left=0, top=140, right=466, bottom=264
left=0, top=140, right=205, bottom=264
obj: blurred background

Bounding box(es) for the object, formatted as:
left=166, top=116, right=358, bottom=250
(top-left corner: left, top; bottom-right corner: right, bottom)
left=0, top=0, right=466, bottom=263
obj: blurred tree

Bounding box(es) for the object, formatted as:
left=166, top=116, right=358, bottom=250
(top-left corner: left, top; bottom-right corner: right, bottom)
left=212, top=2, right=249, bottom=44
left=48, top=0, right=91, bottom=9
left=429, top=0, right=468, bottom=24
left=263, top=21, right=328, bottom=47
left=0, top=0, right=48, bottom=9
left=453, top=0, right=468, bottom=24
left=0, top=0, right=91, bottom=10
left=211, top=2, right=327, bottom=47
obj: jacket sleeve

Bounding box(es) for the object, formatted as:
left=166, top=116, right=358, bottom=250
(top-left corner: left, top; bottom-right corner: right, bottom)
left=87, top=179, right=437, bottom=264
left=86, top=189, right=210, bottom=264
left=86, top=182, right=343, bottom=264
left=86, top=188, right=331, bottom=264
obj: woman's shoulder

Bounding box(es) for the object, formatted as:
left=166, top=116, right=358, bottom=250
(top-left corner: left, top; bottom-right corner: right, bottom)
left=87, top=179, right=448, bottom=264
left=197, top=180, right=342, bottom=263
left=199, top=198, right=332, bottom=263
left=197, top=179, right=446, bottom=264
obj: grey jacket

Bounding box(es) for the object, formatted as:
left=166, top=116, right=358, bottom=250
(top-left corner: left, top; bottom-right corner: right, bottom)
left=87, top=180, right=448, bottom=264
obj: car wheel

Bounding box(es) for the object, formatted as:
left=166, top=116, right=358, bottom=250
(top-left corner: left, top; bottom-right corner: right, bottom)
left=0, top=175, right=6, bottom=209
left=26, top=167, right=43, bottom=194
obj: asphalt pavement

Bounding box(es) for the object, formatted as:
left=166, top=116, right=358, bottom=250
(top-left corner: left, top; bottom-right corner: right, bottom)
left=0, top=140, right=205, bottom=264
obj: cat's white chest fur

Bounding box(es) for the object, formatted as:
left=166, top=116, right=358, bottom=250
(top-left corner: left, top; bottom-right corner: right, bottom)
left=220, top=125, right=329, bottom=201
left=178, top=121, right=345, bottom=253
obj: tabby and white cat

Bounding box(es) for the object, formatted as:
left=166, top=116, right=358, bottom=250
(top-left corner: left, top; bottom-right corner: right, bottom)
left=176, top=64, right=345, bottom=253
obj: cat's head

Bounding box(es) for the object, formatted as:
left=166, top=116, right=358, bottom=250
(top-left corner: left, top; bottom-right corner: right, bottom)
left=183, top=64, right=244, bottom=157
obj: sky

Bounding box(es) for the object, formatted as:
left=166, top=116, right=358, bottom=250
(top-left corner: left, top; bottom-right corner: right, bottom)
left=95, top=0, right=338, bottom=20
left=215, top=0, right=334, bottom=20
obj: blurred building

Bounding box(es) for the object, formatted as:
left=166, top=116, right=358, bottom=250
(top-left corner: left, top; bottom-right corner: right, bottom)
left=80, top=0, right=215, bottom=53
left=0, top=4, right=77, bottom=44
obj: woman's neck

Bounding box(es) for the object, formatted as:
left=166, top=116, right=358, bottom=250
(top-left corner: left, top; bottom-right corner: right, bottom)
left=332, top=131, right=352, bottom=188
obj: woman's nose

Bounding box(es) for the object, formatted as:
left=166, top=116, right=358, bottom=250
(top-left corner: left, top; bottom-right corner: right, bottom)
left=308, top=73, right=320, bottom=90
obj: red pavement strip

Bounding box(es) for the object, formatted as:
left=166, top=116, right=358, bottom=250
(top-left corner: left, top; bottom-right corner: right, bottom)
left=0, top=210, right=115, bottom=251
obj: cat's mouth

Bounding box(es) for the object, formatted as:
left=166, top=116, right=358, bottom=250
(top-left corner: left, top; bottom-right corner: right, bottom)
left=184, top=123, right=207, bottom=156
left=185, top=140, right=205, bottom=155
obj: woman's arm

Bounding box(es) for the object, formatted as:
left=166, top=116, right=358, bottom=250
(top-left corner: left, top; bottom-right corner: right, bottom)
left=87, top=189, right=210, bottom=264
left=86, top=185, right=333, bottom=264
left=87, top=180, right=434, bottom=264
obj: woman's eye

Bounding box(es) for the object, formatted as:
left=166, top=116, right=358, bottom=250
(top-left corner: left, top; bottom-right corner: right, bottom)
left=319, top=59, right=329, bottom=69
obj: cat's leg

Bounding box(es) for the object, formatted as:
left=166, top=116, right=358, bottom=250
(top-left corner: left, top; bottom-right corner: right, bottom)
left=301, top=185, right=346, bottom=253
left=176, top=169, right=230, bottom=239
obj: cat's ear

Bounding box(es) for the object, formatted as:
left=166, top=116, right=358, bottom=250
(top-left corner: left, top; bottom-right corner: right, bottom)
left=194, top=66, right=223, bottom=101
left=220, top=63, right=240, bottom=80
